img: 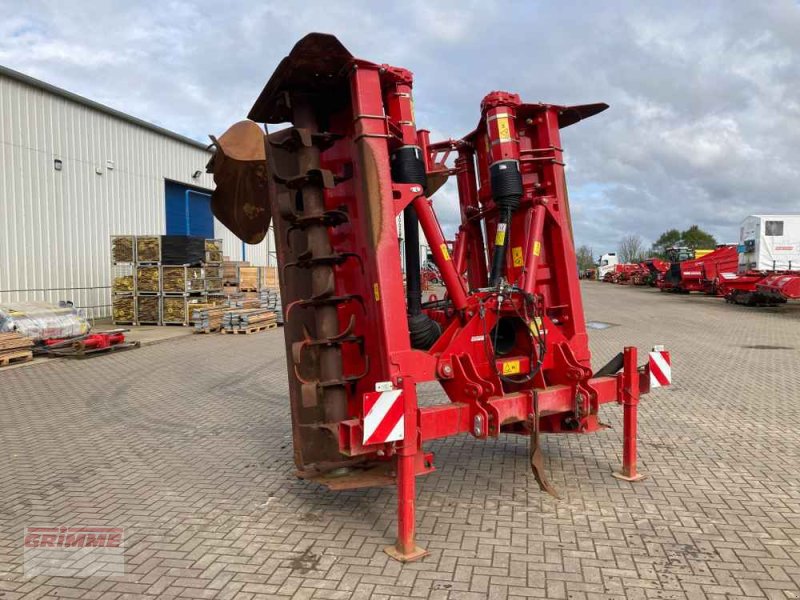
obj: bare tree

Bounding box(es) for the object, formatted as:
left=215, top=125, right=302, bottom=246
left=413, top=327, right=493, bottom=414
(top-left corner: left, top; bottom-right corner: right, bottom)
left=618, top=235, right=644, bottom=264
left=576, top=245, right=595, bottom=271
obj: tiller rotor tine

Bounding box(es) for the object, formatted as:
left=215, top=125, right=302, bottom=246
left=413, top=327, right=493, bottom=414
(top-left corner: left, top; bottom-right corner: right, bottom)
left=206, top=120, right=272, bottom=244
left=529, top=391, right=559, bottom=499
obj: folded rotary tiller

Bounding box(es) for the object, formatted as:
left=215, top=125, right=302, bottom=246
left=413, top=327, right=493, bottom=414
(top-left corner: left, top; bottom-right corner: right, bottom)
left=207, top=33, right=670, bottom=562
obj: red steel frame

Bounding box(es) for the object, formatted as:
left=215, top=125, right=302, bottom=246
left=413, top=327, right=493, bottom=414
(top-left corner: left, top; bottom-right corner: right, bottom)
left=216, top=34, right=667, bottom=563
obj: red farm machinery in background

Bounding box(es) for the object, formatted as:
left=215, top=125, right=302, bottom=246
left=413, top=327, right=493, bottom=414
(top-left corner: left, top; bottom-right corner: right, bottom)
left=657, top=245, right=739, bottom=295
left=654, top=244, right=800, bottom=304
left=718, top=271, right=800, bottom=305
left=640, top=258, right=670, bottom=286
left=602, top=261, right=663, bottom=286
left=207, top=33, right=670, bottom=562
left=602, top=263, right=644, bottom=284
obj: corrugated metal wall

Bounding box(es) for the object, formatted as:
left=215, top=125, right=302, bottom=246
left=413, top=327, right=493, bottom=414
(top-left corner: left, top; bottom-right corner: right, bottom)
left=0, top=72, right=275, bottom=319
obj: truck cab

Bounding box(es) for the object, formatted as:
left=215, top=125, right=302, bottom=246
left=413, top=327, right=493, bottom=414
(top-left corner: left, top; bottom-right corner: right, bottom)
left=598, top=253, right=618, bottom=279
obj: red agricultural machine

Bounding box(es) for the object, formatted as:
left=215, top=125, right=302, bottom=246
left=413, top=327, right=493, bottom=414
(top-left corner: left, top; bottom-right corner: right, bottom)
left=653, top=244, right=800, bottom=304
left=639, top=258, right=670, bottom=286
left=207, top=33, right=670, bottom=562
left=602, top=262, right=646, bottom=284
left=658, top=245, right=739, bottom=295
left=718, top=271, right=800, bottom=305
left=420, top=260, right=442, bottom=290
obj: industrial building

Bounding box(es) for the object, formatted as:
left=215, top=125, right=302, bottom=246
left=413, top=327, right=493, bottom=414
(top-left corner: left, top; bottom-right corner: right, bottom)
left=0, top=65, right=275, bottom=319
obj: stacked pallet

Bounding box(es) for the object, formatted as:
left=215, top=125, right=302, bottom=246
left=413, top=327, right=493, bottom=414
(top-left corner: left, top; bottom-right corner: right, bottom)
left=192, top=303, right=277, bottom=335
left=222, top=260, right=243, bottom=285
left=162, top=266, right=187, bottom=293
left=112, top=235, right=223, bottom=325
left=230, top=298, right=262, bottom=309
left=137, top=296, right=160, bottom=324
left=260, top=289, right=284, bottom=325
left=205, top=239, right=223, bottom=264
left=261, top=267, right=278, bottom=289
left=136, top=236, right=161, bottom=262
left=161, top=297, right=194, bottom=324
left=204, top=265, right=222, bottom=280
left=162, top=236, right=205, bottom=265
left=222, top=308, right=277, bottom=334
left=111, top=235, right=135, bottom=263
left=0, top=332, right=34, bottom=367
left=238, top=310, right=276, bottom=330
left=167, top=297, right=226, bottom=326
left=238, top=266, right=259, bottom=291
left=135, top=236, right=206, bottom=264
left=136, top=266, right=160, bottom=293
left=192, top=306, right=229, bottom=333
left=205, top=277, right=223, bottom=293
left=161, top=266, right=204, bottom=293
left=112, top=272, right=135, bottom=293
left=112, top=296, right=136, bottom=323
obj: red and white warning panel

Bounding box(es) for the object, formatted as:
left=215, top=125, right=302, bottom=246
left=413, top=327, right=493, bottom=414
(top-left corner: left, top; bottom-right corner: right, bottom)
left=362, top=389, right=405, bottom=445
left=649, top=346, right=672, bottom=388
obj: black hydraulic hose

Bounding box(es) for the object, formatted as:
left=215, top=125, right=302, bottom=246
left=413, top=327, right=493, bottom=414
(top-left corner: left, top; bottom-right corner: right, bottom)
left=489, top=209, right=512, bottom=286
left=404, top=206, right=423, bottom=316
left=391, top=145, right=441, bottom=349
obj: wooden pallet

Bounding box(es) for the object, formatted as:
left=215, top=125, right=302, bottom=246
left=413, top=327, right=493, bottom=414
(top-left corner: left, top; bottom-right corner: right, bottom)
left=221, top=322, right=278, bottom=335
left=193, top=327, right=221, bottom=334
left=46, top=341, right=141, bottom=359
left=0, top=350, right=33, bottom=367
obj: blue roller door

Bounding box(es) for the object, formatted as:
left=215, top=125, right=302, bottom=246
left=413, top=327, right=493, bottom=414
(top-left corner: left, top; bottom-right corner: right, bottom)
left=165, top=180, right=214, bottom=238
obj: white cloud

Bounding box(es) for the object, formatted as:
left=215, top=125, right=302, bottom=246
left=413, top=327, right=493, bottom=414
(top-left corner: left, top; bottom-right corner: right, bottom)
left=1, top=0, right=798, bottom=253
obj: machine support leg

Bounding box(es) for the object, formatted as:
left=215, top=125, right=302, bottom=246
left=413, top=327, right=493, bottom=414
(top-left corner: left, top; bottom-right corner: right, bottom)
left=385, top=383, right=428, bottom=563
left=612, top=346, right=648, bottom=482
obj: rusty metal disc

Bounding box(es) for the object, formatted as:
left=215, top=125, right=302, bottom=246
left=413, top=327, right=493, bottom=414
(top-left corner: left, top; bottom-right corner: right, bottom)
left=206, top=120, right=271, bottom=244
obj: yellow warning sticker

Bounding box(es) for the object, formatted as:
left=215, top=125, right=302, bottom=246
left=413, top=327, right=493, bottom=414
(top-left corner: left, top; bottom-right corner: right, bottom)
left=496, top=116, right=512, bottom=141
left=495, top=230, right=506, bottom=245
left=373, top=283, right=381, bottom=302
left=502, top=360, right=521, bottom=375
left=533, top=240, right=542, bottom=257
left=529, top=317, right=543, bottom=338
left=512, top=246, right=524, bottom=267
left=440, top=243, right=451, bottom=261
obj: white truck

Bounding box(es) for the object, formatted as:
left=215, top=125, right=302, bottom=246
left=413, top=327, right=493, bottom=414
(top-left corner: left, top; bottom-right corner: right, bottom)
left=738, top=214, right=800, bottom=272
left=597, top=252, right=619, bottom=279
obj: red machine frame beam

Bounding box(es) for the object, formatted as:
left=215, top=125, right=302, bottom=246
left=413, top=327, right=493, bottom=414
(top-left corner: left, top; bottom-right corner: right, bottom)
left=349, top=63, right=428, bottom=562
left=419, top=375, right=622, bottom=441
left=338, top=361, right=653, bottom=453
left=412, top=194, right=469, bottom=310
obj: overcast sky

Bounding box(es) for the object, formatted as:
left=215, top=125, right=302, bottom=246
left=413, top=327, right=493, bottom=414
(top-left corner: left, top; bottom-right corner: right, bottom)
left=2, top=1, right=798, bottom=255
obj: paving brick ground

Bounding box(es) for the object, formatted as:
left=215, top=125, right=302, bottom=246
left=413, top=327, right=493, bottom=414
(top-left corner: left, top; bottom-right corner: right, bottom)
left=1, top=282, right=799, bottom=599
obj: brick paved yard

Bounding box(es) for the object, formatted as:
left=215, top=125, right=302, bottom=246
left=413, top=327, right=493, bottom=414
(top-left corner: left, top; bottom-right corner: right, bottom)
left=1, top=282, right=799, bottom=599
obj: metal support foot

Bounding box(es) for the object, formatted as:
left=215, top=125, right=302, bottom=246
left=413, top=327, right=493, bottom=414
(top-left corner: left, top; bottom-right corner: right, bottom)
left=612, top=469, right=648, bottom=482
left=384, top=544, right=428, bottom=562
left=387, top=382, right=427, bottom=563
left=614, top=347, right=647, bottom=483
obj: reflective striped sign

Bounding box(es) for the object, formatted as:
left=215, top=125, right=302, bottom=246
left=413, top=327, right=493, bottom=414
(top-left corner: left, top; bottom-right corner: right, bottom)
left=649, top=349, right=671, bottom=388
left=362, top=390, right=404, bottom=445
